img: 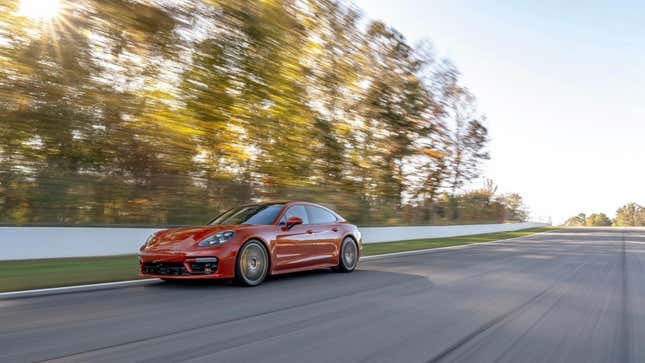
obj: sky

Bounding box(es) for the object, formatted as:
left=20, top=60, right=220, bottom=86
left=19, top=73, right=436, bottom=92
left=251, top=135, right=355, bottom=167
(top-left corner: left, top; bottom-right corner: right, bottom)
left=353, top=0, right=645, bottom=224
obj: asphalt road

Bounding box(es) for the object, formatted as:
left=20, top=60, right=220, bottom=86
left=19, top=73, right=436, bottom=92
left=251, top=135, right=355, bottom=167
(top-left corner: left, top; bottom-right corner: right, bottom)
left=2, top=228, right=645, bottom=363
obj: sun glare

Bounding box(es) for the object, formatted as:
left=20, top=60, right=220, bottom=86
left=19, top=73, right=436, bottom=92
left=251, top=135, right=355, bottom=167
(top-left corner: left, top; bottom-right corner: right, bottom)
left=18, top=0, right=61, bottom=20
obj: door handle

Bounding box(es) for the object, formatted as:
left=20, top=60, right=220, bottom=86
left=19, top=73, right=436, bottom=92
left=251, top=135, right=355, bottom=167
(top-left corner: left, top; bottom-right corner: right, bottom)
left=331, top=227, right=339, bottom=232
left=306, top=229, right=314, bottom=234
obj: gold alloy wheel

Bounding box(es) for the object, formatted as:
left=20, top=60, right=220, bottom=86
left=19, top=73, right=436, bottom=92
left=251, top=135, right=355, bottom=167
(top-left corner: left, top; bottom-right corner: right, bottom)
left=342, top=237, right=358, bottom=270
left=239, top=241, right=268, bottom=285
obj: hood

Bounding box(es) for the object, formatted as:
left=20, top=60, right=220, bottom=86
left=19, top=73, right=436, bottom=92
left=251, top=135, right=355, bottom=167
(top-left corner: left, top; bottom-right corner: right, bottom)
left=145, top=225, right=244, bottom=251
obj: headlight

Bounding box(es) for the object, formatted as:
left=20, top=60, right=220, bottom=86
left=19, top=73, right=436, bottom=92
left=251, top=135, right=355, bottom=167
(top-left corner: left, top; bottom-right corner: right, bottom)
left=140, top=234, right=155, bottom=249
left=198, top=231, right=235, bottom=247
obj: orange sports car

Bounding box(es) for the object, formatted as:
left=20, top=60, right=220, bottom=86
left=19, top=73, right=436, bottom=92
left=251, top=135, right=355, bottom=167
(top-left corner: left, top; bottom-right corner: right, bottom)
left=138, top=201, right=362, bottom=286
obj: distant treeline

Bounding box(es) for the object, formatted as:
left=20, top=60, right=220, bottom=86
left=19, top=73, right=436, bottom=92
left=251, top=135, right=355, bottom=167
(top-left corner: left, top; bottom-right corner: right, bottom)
left=564, top=203, right=645, bottom=227
left=0, top=0, right=527, bottom=225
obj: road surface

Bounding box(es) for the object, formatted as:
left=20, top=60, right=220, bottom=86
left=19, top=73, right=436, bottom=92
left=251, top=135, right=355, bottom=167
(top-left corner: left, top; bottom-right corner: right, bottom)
left=1, top=228, right=644, bottom=362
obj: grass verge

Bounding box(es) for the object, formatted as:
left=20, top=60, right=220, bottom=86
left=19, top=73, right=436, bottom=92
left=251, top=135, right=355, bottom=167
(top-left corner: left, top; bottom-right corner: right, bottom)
left=0, top=255, right=139, bottom=293
left=0, top=227, right=557, bottom=293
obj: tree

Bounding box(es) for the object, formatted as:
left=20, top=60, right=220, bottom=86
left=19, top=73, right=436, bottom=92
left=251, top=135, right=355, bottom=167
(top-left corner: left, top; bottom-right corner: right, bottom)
left=564, top=213, right=586, bottom=226
left=498, top=193, right=528, bottom=222
left=0, top=0, right=499, bottom=226
left=456, top=180, right=500, bottom=223
left=435, top=63, right=490, bottom=195
left=615, top=203, right=645, bottom=227
left=359, top=21, right=432, bottom=213
left=304, top=0, right=363, bottom=186
left=585, top=213, right=612, bottom=227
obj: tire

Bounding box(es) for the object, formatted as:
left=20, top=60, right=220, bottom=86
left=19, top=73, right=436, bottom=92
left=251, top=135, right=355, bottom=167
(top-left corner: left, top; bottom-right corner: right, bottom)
left=235, top=240, right=269, bottom=286
left=337, top=237, right=358, bottom=272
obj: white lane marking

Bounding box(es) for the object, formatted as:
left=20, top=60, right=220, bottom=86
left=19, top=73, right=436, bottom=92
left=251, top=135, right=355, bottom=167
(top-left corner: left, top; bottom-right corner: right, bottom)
left=0, top=278, right=161, bottom=299
left=0, top=230, right=555, bottom=299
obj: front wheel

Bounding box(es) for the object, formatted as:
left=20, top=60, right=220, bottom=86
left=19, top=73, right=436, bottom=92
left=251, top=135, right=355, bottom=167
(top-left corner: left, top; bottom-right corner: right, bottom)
left=337, top=237, right=358, bottom=272
left=235, top=240, right=269, bottom=286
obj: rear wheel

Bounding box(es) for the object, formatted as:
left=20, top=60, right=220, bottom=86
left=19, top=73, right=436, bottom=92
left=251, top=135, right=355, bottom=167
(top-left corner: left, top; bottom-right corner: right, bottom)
left=337, top=237, right=358, bottom=272
left=235, top=240, right=269, bottom=286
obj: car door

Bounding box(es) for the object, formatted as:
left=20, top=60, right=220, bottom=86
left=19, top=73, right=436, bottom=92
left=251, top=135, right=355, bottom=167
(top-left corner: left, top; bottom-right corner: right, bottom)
left=305, top=205, right=341, bottom=265
left=274, top=205, right=317, bottom=271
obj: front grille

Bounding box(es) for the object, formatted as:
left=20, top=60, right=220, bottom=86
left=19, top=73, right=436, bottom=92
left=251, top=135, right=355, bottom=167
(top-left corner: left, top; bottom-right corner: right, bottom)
left=142, top=262, right=189, bottom=276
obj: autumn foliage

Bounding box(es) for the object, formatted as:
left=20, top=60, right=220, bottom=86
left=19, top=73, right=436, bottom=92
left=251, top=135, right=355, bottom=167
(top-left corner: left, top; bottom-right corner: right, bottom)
left=0, top=0, right=526, bottom=225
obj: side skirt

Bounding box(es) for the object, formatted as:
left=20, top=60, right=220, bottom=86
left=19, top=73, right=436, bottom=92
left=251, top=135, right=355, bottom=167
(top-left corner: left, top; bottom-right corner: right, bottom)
left=270, top=263, right=338, bottom=276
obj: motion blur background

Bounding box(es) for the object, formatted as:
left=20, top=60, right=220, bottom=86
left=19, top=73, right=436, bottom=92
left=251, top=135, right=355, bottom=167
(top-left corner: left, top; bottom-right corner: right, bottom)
left=1, top=0, right=532, bottom=226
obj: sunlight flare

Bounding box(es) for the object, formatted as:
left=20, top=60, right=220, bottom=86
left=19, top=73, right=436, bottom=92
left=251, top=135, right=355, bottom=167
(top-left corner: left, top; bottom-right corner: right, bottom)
left=17, top=0, right=60, bottom=20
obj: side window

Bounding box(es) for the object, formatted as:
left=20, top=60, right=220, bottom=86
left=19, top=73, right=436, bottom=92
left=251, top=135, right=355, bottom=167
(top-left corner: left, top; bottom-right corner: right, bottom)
left=306, top=206, right=337, bottom=224
left=280, top=205, right=309, bottom=225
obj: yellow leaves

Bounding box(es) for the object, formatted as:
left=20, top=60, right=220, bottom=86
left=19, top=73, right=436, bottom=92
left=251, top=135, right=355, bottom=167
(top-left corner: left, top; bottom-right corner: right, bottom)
left=421, top=148, right=444, bottom=159
left=152, top=113, right=205, bottom=137
left=129, top=198, right=151, bottom=206
left=0, top=0, right=499, bottom=227
left=334, top=122, right=352, bottom=134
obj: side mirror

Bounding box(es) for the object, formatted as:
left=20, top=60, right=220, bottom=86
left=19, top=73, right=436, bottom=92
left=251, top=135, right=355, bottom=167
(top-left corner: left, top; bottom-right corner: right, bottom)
left=284, top=216, right=303, bottom=230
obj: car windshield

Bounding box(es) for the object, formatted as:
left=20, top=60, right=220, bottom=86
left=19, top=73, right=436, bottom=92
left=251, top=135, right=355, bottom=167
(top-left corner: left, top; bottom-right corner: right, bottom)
left=208, top=204, right=284, bottom=225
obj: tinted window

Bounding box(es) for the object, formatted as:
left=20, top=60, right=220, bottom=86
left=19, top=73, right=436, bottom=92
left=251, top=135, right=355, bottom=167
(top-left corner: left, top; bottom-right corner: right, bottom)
left=280, top=205, right=309, bottom=224
left=209, top=204, right=284, bottom=225
left=307, top=205, right=337, bottom=224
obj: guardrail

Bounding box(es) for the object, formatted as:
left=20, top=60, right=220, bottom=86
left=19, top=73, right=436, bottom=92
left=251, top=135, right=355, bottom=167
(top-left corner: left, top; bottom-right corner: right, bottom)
left=0, top=222, right=549, bottom=260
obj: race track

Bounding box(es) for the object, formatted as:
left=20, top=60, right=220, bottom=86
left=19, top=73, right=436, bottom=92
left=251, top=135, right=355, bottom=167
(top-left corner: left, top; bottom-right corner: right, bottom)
left=2, top=228, right=645, bottom=362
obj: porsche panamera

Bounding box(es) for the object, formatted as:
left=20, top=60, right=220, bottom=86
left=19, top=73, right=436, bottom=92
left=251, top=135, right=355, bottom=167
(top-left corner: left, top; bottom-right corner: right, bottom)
left=138, top=201, right=362, bottom=286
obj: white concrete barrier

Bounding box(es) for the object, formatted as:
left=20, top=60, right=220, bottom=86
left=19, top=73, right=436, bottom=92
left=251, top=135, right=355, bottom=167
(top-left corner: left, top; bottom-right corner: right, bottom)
left=360, top=222, right=549, bottom=243
left=0, top=222, right=549, bottom=260
left=0, top=227, right=159, bottom=261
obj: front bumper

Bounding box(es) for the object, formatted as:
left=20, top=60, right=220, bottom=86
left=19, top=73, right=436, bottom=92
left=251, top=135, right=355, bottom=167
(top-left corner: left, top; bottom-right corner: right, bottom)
left=138, top=251, right=235, bottom=279
left=141, top=257, right=218, bottom=276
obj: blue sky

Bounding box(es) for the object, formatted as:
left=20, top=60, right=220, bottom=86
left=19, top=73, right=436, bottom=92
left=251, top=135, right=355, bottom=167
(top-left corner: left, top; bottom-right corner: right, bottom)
left=353, top=0, right=645, bottom=223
